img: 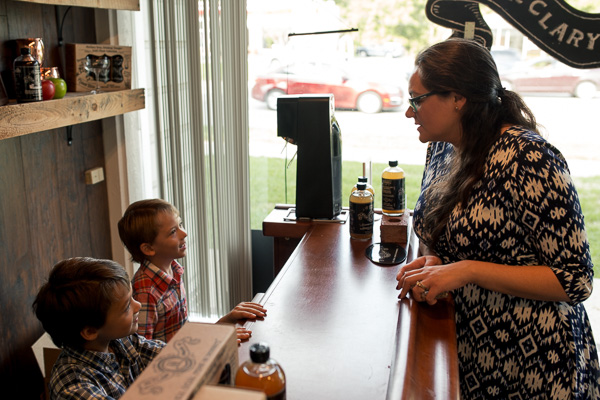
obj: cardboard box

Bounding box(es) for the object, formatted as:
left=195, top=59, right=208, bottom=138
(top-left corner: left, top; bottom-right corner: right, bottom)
left=65, top=43, right=132, bottom=92
left=122, top=322, right=238, bottom=400
left=192, top=385, right=266, bottom=400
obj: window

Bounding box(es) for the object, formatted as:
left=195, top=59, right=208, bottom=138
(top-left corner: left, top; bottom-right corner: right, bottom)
left=246, top=0, right=600, bottom=274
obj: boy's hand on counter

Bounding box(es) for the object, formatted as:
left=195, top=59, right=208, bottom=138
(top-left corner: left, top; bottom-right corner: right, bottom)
left=231, top=302, right=267, bottom=320
left=218, top=302, right=267, bottom=325
left=236, top=327, right=252, bottom=344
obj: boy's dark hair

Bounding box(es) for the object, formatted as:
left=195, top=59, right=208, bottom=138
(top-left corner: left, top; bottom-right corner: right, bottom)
left=118, top=199, right=180, bottom=264
left=32, top=257, right=130, bottom=349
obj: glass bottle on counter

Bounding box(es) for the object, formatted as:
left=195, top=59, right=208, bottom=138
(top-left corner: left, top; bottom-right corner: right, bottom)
left=14, top=47, right=42, bottom=103
left=236, top=342, right=286, bottom=400
left=349, top=182, right=374, bottom=240
left=381, top=160, right=405, bottom=216
left=352, top=176, right=374, bottom=196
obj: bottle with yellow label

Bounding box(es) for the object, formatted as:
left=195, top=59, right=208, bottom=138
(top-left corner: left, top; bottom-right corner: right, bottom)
left=236, top=342, right=286, bottom=400
left=350, top=182, right=374, bottom=240
left=381, top=160, right=405, bottom=216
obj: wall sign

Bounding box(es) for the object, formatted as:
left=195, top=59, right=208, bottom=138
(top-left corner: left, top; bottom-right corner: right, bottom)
left=426, top=0, right=600, bottom=69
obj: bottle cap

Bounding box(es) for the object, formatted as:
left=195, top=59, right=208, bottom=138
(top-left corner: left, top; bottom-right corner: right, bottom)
left=358, top=176, right=368, bottom=183
left=249, top=342, right=270, bottom=363
left=356, top=183, right=367, bottom=190
left=389, top=160, right=398, bottom=167
left=20, top=47, right=31, bottom=55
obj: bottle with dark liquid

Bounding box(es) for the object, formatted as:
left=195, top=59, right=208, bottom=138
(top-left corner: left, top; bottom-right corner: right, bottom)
left=350, top=182, right=374, bottom=240
left=14, top=47, right=42, bottom=103
left=236, top=342, right=286, bottom=400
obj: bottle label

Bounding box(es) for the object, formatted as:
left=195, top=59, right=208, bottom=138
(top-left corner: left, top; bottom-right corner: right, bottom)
left=349, top=200, right=374, bottom=236
left=15, top=65, right=42, bottom=102
left=382, top=178, right=405, bottom=211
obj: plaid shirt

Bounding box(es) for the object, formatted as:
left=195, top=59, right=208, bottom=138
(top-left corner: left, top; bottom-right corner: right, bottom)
left=132, top=260, right=188, bottom=342
left=50, top=334, right=165, bottom=400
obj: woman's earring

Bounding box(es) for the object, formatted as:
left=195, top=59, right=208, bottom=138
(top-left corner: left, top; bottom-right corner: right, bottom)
left=455, top=106, right=459, bottom=111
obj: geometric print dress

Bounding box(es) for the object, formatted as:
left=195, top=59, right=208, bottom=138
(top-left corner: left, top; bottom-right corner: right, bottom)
left=412, top=126, right=600, bottom=399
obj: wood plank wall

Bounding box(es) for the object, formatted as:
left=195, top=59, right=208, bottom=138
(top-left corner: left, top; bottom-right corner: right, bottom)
left=0, top=1, right=112, bottom=398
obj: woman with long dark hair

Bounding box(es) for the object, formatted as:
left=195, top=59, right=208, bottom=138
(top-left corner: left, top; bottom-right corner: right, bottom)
left=396, top=38, right=599, bottom=398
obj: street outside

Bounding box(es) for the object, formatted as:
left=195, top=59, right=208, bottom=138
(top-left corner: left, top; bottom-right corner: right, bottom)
left=250, top=93, right=600, bottom=177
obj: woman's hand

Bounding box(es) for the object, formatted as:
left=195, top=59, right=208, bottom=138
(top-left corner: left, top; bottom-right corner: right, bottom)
left=397, top=256, right=571, bottom=304
left=396, top=256, right=469, bottom=305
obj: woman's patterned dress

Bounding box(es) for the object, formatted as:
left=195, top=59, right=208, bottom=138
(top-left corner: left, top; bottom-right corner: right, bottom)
left=413, top=126, right=600, bottom=399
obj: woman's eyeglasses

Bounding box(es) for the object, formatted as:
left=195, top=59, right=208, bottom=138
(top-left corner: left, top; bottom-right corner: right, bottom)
left=408, top=91, right=448, bottom=113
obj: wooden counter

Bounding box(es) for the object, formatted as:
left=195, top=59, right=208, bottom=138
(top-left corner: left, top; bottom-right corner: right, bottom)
left=240, top=208, right=459, bottom=399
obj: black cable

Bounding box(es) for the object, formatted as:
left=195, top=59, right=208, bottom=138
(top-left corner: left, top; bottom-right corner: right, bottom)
left=288, top=28, right=358, bottom=37
left=55, top=6, right=73, bottom=145
left=56, top=6, right=73, bottom=47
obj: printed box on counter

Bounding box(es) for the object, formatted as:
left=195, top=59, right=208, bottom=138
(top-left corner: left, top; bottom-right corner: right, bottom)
left=65, top=43, right=132, bottom=92
left=121, top=322, right=238, bottom=400
left=192, top=385, right=266, bottom=400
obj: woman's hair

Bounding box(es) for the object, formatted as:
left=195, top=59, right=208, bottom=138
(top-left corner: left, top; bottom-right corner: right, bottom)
left=32, top=257, right=130, bottom=349
left=416, top=38, right=537, bottom=247
left=118, top=199, right=180, bottom=263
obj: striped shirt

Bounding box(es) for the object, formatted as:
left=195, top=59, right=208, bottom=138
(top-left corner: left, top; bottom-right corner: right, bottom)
left=132, top=260, right=188, bottom=342
left=50, top=334, right=165, bottom=399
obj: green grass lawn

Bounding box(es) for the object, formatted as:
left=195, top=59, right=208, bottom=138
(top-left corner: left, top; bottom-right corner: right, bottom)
left=574, top=175, right=600, bottom=276
left=251, top=156, right=600, bottom=276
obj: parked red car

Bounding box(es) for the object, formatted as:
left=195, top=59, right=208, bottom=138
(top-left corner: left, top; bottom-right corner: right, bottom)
left=500, top=57, right=600, bottom=99
left=251, top=62, right=404, bottom=113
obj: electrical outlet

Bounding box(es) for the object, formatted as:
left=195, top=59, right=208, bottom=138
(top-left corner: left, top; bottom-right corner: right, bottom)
left=85, top=167, right=105, bottom=185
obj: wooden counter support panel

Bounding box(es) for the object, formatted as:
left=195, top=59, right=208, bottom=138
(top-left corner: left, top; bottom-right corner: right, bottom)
left=0, top=89, right=145, bottom=141
left=262, top=206, right=311, bottom=276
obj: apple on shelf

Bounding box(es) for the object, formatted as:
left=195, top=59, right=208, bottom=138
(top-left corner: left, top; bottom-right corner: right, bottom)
left=41, top=80, right=54, bottom=100
left=48, top=78, right=67, bottom=99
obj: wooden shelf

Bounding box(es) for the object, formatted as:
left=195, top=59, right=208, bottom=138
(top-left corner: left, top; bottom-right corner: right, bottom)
left=0, top=89, right=145, bottom=141
left=12, top=0, right=140, bottom=11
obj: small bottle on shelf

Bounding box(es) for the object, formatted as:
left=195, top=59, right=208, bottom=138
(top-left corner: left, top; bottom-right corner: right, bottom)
left=236, top=342, right=286, bottom=400
left=349, top=182, right=374, bottom=240
left=14, top=47, right=43, bottom=103
left=381, top=160, right=405, bottom=216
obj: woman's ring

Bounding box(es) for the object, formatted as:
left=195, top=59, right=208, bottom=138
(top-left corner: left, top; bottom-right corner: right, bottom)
left=415, top=281, right=429, bottom=291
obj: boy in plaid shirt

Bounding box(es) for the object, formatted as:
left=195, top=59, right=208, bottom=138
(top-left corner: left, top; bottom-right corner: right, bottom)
left=33, top=257, right=165, bottom=399
left=118, top=199, right=266, bottom=343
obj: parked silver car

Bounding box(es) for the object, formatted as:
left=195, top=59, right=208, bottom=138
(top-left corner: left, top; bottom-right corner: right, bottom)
left=500, top=57, right=600, bottom=99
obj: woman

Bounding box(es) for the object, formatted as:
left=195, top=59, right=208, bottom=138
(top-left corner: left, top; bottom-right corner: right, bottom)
left=396, top=38, right=599, bottom=399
